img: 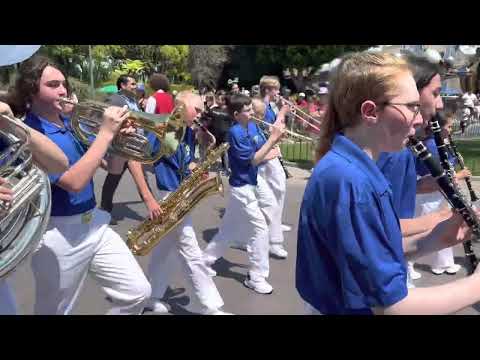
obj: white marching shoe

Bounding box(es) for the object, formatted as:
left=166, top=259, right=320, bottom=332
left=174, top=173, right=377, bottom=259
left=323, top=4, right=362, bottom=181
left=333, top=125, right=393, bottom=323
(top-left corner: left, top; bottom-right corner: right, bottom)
left=407, top=262, right=421, bottom=280
left=243, top=275, right=274, bottom=295
left=270, top=244, right=288, bottom=259
left=145, top=298, right=169, bottom=314
left=201, top=308, right=234, bottom=315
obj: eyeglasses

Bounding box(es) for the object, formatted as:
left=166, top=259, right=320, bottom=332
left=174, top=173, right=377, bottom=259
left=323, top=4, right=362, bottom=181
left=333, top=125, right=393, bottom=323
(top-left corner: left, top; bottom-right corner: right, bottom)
left=383, top=101, right=421, bottom=118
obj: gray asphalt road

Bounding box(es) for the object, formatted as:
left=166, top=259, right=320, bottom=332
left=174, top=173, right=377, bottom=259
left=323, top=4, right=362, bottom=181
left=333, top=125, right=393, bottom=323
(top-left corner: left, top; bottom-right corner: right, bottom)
left=8, top=166, right=480, bottom=315
left=10, top=166, right=310, bottom=315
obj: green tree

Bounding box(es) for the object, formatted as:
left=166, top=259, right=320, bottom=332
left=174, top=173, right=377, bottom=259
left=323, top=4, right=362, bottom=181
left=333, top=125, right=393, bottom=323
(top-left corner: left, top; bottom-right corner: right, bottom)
left=120, top=45, right=190, bottom=82
left=256, top=45, right=371, bottom=91
left=188, top=45, right=233, bottom=89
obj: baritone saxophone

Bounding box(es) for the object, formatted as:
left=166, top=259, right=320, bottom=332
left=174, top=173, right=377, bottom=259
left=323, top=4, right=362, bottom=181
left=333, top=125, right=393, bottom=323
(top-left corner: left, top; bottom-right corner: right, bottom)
left=126, top=142, right=230, bottom=256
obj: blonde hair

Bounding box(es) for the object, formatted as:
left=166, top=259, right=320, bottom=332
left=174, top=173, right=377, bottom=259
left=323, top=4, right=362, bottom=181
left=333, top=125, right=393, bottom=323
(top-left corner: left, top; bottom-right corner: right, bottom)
left=259, top=75, right=280, bottom=97
left=316, top=51, right=411, bottom=161
left=251, top=97, right=266, bottom=118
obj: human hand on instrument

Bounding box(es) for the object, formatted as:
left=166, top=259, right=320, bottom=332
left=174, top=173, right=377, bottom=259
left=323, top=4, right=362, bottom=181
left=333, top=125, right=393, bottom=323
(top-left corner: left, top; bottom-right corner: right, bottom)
left=0, top=102, right=14, bottom=132
left=456, top=168, right=472, bottom=180
left=269, top=121, right=285, bottom=143
left=145, top=196, right=163, bottom=220
left=439, top=209, right=479, bottom=248
left=0, top=177, right=13, bottom=206
left=189, top=162, right=198, bottom=171
left=99, top=106, right=130, bottom=139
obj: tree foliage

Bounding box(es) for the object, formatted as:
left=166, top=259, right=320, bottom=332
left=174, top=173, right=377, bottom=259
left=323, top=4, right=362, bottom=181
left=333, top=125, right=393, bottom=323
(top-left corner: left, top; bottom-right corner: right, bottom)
left=34, top=45, right=373, bottom=93
left=188, top=45, right=233, bottom=89
left=256, top=45, right=371, bottom=71
left=254, top=45, right=372, bottom=91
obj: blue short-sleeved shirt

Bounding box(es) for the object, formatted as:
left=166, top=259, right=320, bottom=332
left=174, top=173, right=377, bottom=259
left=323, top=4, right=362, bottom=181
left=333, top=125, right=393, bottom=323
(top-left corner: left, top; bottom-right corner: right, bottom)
left=151, top=127, right=195, bottom=192
left=248, top=121, right=267, bottom=151
left=415, top=137, right=457, bottom=177
left=264, top=103, right=276, bottom=124
left=227, top=122, right=263, bottom=187
left=296, top=133, right=408, bottom=315
left=377, top=149, right=417, bottom=219
left=24, top=112, right=96, bottom=216
left=0, top=137, right=8, bottom=165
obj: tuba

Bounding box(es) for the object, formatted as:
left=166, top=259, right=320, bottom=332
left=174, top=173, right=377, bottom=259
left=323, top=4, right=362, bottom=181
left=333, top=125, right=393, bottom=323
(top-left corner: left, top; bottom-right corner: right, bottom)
left=60, top=97, right=187, bottom=164
left=127, top=142, right=229, bottom=256
left=0, top=114, right=51, bottom=278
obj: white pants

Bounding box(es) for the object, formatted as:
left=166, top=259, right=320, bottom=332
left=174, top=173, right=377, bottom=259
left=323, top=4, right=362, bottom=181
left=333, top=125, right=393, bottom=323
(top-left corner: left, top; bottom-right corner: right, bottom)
left=203, top=182, right=270, bottom=281
left=148, top=191, right=224, bottom=313
left=258, top=157, right=286, bottom=245
left=31, top=208, right=151, bottom=315
left=415, top=191, right=455, bottom=269
left=0, top=279, right=17, bottom=315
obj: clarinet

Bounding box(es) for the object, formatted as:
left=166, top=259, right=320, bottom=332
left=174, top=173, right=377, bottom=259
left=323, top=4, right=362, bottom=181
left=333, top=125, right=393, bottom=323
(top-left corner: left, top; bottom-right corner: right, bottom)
left=429, top=114, right=455, bottom=181
left=256, top=121, right=292, bottom=179
left=448, top=133, right=479, bottom=202
left=408, top=136, right=479, bottom=274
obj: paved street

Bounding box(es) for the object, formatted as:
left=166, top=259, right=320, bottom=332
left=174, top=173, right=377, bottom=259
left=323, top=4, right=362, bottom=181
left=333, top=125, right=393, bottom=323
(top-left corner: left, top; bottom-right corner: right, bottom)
left=8, top=165, right=480, bottom=315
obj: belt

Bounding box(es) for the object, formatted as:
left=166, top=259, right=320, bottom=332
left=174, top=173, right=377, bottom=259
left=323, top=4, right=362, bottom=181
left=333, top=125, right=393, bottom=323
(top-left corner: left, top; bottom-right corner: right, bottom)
left=50, top=209, right=95, bottom=225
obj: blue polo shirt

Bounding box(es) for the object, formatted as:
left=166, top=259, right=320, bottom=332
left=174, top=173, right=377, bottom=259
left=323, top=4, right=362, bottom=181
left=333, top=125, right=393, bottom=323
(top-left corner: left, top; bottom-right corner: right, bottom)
left=228, top=122, right=263, bottom=187
left=416, top=137, right=457, bottom=177
left=264, top=103, right=276, bottom=124
left=296, top=133, right=408, bottom=315
left=377, top=149, right=417, bottom=219
left=151, top=127, right=195, bottom=192
left=248, top=121, right=267, bottom=151
left=24, top=112, right=96, bottom=216
left=0, top=137, right=8, bottom=165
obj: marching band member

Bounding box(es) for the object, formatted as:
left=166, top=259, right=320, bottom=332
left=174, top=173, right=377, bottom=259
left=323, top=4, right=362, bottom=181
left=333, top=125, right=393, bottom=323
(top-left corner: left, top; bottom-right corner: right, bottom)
left=17, top=56, right=151, bottom=315
left=297, top=51, right=480, bottom=315
left=415, top=112, right=467, bottom=275
left=128, top=91, right=230, bottom=315
left=376, top=53, right=450, bottom=287
left=0, top=45, right=69, bottom=315
left=258, top=76, right=289, bottom=258
left=250, top=97, right=289, bottom=259
left=203, top=94, right=285, bottom=294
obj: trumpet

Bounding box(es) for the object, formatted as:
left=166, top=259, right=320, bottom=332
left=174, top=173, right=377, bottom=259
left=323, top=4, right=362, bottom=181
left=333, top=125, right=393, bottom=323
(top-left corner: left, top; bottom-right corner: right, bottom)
left=251, top=115, right=315, bottom=143
left=277, top=96, right=322, bottom=131
left=59, top=97, right=187, bottom=164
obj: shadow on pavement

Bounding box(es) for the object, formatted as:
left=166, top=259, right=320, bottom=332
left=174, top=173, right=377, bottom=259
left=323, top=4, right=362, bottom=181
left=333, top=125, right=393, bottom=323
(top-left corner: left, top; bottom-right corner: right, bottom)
left=111, top=201, right=146, bottom=222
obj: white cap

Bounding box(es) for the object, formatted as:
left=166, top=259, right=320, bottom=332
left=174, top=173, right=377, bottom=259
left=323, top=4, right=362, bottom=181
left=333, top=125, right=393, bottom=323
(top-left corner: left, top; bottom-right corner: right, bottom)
left=318, top=87, right=328, bottom=95
left=298, top=92, right=306, bottom=97
left=0, top=45, right=41, bottom=66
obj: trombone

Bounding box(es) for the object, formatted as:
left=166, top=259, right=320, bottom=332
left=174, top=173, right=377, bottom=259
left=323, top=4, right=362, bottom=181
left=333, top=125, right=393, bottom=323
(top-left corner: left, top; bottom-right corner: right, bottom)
left=278, top=96, right=322, bottom=131
left=251, top=115, right=315, bottom=143
left=59, top=97, right=187, bottom=164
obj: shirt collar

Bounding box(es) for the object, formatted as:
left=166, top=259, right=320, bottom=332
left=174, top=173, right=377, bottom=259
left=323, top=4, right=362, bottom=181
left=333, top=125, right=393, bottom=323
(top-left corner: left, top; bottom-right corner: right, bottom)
left=26, top=112, right=71, bottom=134
left=331, top=133, right=390, bottom=195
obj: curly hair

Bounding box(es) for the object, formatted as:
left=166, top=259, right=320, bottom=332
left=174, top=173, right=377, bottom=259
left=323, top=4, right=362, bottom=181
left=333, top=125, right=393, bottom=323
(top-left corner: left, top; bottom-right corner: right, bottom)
left=149, top=73, right=170, bottom=92
left=7, top=55, right=70, bottom=117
